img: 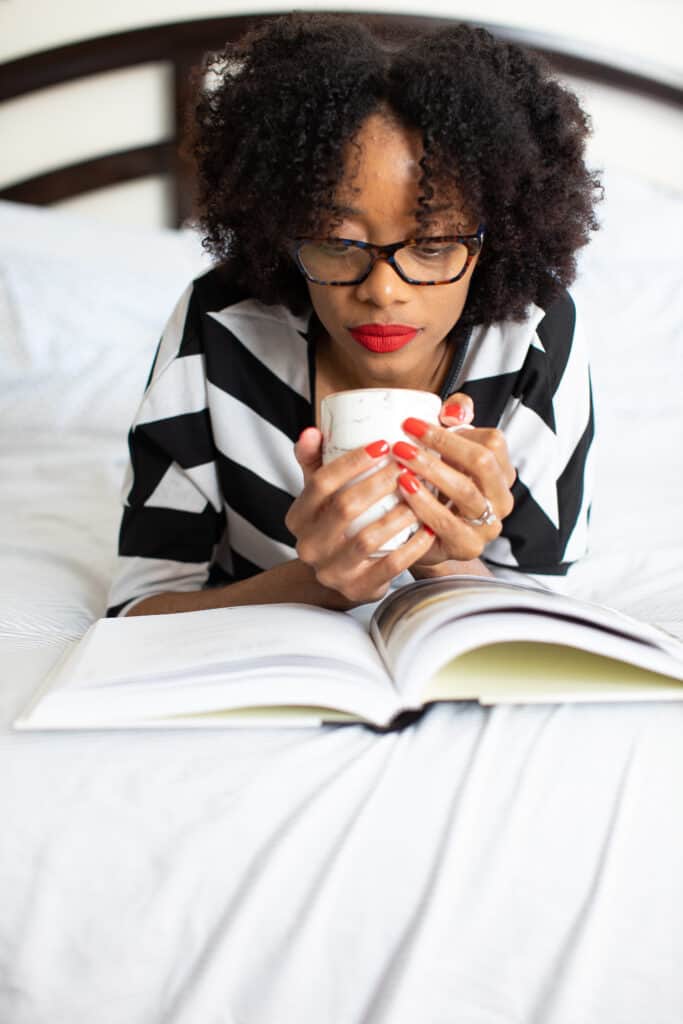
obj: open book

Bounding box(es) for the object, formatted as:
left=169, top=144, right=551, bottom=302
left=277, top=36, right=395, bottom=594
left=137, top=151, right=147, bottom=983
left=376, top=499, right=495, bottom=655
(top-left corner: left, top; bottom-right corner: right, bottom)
left=14, top=575, right=683, bottom=731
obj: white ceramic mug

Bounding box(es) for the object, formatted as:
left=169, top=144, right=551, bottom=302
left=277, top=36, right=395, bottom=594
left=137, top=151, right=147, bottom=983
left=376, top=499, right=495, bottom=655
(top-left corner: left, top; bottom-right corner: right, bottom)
left=320, top=387, right=442, bottom=554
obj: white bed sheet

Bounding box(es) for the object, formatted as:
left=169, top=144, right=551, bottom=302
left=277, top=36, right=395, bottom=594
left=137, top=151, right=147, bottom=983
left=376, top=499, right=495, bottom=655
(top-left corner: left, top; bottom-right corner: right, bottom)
left=1, top=168, right=683, bottom=1023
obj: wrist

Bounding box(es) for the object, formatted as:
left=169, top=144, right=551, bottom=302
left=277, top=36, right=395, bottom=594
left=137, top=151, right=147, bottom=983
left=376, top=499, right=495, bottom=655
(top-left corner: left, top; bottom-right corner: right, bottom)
left=294, top=559, right=359, bottom=610
left=127, top=558, right=356, bottom=615
left=263, top=558, right=357, bottom=610
left=410, top=558, right=493, bottom=580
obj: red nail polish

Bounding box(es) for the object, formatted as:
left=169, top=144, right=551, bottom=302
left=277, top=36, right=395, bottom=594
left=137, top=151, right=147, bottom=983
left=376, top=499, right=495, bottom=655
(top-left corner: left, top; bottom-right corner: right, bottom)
left=402, top=417, right=429, bottom=438
left=444, top=403, right=467, bottom=422
left=392, top=440, right=418, bottom=460
left=365, top=439, right=390, bottom=458
left=397, top=469, right=420, bottom=494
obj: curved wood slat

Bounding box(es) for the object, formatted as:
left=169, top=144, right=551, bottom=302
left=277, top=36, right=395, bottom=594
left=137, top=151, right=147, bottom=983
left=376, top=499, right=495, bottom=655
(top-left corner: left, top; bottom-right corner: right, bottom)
left=0, top=143, right=175, bottom=205
left=1, top=14, right=681, bottom=105
left=0, top=17, right=264, bottom=100
left=1, top=14, right=681, bottom=225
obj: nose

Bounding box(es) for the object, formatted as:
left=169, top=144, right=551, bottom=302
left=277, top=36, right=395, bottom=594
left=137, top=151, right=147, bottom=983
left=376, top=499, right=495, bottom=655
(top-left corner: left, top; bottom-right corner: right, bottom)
left=354, top=257, right=413, bottom=307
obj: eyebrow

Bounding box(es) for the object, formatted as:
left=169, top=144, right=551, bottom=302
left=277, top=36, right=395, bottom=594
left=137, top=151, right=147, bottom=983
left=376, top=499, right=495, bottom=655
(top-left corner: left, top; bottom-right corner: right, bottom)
left=328, top=203, right=365, bottom=217
left=330, top=202, right=460, bottom=218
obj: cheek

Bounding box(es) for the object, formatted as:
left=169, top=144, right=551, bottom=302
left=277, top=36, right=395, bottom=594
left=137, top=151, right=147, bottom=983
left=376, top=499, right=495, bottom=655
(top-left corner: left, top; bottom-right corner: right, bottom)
left=306, top=284, right=348, bottom=330
left=431, top=280, right=471, bottom=329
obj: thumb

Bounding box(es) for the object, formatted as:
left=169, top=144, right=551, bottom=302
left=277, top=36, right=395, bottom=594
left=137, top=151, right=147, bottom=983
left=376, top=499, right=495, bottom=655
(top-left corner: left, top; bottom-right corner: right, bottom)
left=440, top=392, right=475, bottom=427
left=295, top=426, right=323, bottom=485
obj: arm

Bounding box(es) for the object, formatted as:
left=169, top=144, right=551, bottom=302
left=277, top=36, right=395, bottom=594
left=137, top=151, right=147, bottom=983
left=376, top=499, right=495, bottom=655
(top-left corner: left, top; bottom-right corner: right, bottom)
left=283, top=412, right=509, bottom=603
left=403, top=395, right=506, bottom=581
left=482, top=291, right=594, bottom=577
left=395, top=292, right=593, bottom=583
left=107, top=284, right=228, bottom=617
left=110, top=283, right=431, bottom=616
left=411, top=558, right=493, bottom=580
left=125, top=558, right=354, bottom=615
left=125, top=433, right=438, bottom=614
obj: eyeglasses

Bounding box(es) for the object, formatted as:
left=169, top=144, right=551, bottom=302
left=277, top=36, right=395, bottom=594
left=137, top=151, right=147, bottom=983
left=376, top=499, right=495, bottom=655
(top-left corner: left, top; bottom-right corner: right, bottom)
left=290, top=226, right=484, bottom=286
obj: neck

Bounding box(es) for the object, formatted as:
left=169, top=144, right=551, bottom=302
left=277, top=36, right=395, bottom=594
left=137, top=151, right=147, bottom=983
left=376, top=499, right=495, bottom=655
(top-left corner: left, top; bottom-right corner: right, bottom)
left=317, top=342, right=454, bottom=406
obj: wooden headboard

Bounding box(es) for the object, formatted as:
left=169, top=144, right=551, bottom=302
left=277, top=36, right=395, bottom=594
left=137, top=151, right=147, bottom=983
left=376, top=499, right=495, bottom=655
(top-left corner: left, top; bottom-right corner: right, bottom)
left=1, top=12, right=682, bottom=227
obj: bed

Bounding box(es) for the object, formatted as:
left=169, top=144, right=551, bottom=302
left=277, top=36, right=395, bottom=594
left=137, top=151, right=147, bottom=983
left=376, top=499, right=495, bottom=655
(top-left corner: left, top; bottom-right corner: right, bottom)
left=1, top=12, right=683, bottom=1023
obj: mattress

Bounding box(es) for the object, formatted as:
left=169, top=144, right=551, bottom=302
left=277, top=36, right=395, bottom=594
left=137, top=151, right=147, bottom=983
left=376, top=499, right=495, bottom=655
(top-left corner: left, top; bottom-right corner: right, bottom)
left=1, top=166, right=682, bottom=1022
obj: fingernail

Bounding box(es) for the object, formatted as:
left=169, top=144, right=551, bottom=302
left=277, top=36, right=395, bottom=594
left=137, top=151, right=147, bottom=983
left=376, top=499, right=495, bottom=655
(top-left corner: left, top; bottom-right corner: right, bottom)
left=365, top=439, right=390, bottom=458
left=423, top=525, right=435, bottom=536
left=402, top=417, right=429, bottom=438
left=397, top=469, right=420, bottom=494
left=392, top=440, right=418, bottom=460
left=444, top=403, right=467, bottom=422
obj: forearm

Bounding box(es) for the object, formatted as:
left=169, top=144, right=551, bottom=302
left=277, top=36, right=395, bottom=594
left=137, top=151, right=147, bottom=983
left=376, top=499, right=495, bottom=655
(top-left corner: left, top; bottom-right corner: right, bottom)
left=410, top=558, right=493, bottom=580
left=125, top=558, right=355, bottom=616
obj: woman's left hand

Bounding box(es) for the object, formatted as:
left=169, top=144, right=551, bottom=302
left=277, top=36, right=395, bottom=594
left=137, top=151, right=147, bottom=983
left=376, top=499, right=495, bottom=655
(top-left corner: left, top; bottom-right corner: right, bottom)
left=394, top=393, right=516, bottom=567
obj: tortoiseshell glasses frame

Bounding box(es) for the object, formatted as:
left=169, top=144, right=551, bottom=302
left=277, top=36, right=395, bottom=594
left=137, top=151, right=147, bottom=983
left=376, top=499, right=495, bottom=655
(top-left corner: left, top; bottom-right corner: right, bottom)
left=289, top=225, right=485, bottom=286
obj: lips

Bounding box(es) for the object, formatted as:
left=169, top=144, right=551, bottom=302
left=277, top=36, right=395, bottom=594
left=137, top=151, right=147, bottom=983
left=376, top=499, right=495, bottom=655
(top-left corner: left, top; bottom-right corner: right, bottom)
left=348, top=323, right=419, bottom=353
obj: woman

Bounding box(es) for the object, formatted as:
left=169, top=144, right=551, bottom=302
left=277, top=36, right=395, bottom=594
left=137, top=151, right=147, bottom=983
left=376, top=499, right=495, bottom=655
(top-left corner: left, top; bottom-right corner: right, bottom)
left=106, top=13, right=600, bottom=617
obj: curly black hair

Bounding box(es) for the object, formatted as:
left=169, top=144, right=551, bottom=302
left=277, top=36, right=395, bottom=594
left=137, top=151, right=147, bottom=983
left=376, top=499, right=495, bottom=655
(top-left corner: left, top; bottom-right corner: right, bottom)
left=188, top=12, right=602, bottom=327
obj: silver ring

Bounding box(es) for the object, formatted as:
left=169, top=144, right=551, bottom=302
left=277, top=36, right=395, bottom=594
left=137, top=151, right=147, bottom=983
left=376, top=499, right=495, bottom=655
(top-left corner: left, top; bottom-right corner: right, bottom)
left=463, top=499, right=498, bottom=527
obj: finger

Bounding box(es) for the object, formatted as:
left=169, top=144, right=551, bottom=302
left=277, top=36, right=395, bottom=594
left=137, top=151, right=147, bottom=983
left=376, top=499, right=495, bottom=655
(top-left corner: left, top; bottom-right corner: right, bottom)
left=293, top=456, right=409, bottom=567
left=294, top=427, right=324, bottom=486
left=357, top=523, right=436, bottom=594
left=316, top=522, right=435, bottom=603
left=399, top=421, right=514, bottom=516
left=439, top=393, right=474, bottom=427
left=316, top=457, right=407, bottom=540
left=333, top=501, right=422, bottom=568
left=308, top=438, right=392, bottom=498
left=392, top=438, right=511, bottom=522
left=456, top=427, right=517, bottom=488
left=393, top=439, right=486, bottom=519
left=396, top=469, right=502, bottom=561
left=288, top=437, right=391, bottom=533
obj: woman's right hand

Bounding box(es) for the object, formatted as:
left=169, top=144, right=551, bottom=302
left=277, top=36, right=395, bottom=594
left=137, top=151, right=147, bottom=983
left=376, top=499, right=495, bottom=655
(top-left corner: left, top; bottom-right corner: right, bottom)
left=285, top=427, right=435, bottom=605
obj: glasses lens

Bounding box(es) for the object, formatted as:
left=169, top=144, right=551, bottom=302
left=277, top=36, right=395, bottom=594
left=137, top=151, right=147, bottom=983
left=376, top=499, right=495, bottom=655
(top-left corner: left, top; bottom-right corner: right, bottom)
left=396, top=241, right=469, bottom=282
left=297, top=240, right=371, bottom=283
left=395, top=240, right=471, bottom=282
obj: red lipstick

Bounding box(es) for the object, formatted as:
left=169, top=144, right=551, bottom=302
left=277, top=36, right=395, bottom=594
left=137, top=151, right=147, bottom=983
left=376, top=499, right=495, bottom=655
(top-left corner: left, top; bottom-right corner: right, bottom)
left=349, top=323, right=419, bottom=353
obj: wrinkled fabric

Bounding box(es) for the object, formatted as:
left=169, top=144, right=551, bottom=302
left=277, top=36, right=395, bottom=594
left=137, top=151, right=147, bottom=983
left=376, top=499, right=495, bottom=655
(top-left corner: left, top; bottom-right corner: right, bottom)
left=2, top=168, right=683, bottom=1022
left=1, top=424, right=681, bottom=1023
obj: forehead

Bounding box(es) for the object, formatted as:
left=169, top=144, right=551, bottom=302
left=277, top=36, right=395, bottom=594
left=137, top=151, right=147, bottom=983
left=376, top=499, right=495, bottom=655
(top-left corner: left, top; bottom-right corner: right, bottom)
left=336, top=113, right=422, bottom=197
left=329, top=112, right=470, bottom=228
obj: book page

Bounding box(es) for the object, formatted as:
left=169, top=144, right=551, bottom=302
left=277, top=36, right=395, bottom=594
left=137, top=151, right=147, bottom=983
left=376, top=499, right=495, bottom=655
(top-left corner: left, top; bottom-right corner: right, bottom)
left=404, top=611, right=683, bottom=697
left=167, top=707, right=359, bottom=724
left=20, top=604, right=401, bottom=730
left=370, top=575, right=683, bottom=698
left=63, top=604, right=389, bottom=689
left=15, top=705, right=360, bottom=731
left=371, top=576, right=551, bottom=680
left=14, top=679, right=368, bottom=729
left=19, top=672, right=399, bottom=730
left=426, top=642, right=683, bottom=705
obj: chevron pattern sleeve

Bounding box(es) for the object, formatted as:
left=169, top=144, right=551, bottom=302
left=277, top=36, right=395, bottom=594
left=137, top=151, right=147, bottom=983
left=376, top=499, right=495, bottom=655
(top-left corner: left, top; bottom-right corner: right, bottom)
left=106, top=283, right=227, bottom=616
left=476, top=291, right=595, bottom=576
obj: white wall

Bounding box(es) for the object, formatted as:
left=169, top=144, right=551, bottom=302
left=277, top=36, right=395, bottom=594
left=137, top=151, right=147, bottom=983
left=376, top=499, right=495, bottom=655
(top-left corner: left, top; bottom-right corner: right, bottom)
left=2, top=0, right=682, bottom=70
left=1, top=0, right=681, bottom=227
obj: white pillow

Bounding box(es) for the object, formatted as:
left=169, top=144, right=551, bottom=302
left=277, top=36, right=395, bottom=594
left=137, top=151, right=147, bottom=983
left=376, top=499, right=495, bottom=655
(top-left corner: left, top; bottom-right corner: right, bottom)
left=1, top=169, right=681, bottom=446
left=573, top=166, right=683, bottom=420
left=0, top=200, right=211, bottom=438
left=567, top=167, right=683, bottom=611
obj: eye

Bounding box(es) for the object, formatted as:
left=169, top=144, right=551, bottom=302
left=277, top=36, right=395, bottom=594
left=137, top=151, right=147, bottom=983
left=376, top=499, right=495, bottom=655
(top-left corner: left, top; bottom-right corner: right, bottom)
left=319, top=239, right=353, bottom=255
left=412, top=243, right=458, bottom=259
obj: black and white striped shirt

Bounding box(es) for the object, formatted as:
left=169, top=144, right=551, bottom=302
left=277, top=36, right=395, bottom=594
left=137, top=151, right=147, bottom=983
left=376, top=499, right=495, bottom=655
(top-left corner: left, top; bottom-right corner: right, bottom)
left=106, top=267, right=594, bottom=616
